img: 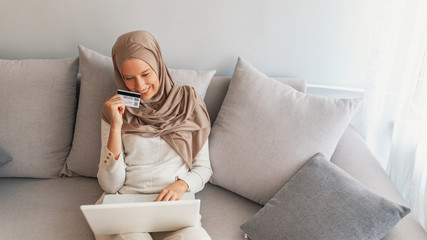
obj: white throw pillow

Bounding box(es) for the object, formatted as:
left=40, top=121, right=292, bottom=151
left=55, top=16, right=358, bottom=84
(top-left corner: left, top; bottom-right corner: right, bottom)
left=209, top=57, right=362, bottom=205
left=62, top=45, right=215, bottom=177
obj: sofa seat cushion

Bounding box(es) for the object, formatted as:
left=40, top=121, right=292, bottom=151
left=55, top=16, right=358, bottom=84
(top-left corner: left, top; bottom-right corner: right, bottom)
left=196, top=183, right=262, bottom=240
left=0, top=177, right=103, bottom=240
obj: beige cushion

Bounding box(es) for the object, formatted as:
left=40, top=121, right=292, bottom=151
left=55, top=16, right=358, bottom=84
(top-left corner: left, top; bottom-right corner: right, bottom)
left=204, top=76, right=307, bottom=125
left=0, top=58, right=79, bottom=178
left=168, top=68, right=215, bottom=99
left=209, top=57, right=362, bottom=205
left=62, top=45, right=215, bottom=177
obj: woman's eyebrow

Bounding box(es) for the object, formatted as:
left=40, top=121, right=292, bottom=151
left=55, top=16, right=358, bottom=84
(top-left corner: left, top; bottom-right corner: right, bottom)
left=123, top=68, right=150, bottom=77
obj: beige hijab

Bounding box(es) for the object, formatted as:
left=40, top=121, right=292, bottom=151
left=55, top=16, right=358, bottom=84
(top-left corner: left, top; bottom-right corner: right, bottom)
left=101, top=30, right=211, bottom=169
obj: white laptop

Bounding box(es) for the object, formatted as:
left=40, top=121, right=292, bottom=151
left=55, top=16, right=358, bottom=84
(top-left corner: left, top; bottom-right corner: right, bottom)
left=80, top=193, right=200, bottom=235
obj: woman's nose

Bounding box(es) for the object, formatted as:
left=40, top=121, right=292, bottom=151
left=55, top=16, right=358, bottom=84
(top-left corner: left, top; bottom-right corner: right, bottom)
left=134, top=76, right=146, bottom=90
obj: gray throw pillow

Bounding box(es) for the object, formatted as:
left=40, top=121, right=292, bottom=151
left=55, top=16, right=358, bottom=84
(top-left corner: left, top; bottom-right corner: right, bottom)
left=61, top=45, right=117, bottom=177
left=0, top=147, right=12, bottom=168
left=240, top=153, right=411, bottom=240
left=0, top=58, right=79, bottom=178
left=209, top=57, right=362, bottom=204
left=62, top=45, right=216, bottom=177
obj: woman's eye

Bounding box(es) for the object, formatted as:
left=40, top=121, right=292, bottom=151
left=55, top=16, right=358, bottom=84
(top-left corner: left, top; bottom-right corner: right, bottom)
left=124, top=77, right=134, bottom=81
left=142, top=72, right=150, bottom=77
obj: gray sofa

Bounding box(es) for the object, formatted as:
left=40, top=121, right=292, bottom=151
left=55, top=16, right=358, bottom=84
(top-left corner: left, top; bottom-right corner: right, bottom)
left=0, top=62, right=426, bottom=240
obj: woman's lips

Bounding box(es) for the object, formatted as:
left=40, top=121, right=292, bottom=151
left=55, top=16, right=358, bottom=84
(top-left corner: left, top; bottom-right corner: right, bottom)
left=139, top=86, right=150, bottom=94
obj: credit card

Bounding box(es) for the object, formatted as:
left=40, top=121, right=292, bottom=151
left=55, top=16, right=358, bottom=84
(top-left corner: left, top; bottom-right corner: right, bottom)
left=117, top=89, right=141, bottom=108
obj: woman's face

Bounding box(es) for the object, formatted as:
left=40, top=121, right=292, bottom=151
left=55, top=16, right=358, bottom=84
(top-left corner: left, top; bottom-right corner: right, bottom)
left=121, top=58, right=160, bottom=100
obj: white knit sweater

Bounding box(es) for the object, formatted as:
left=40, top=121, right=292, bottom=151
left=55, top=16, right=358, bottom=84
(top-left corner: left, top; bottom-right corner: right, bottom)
left=97, top=119, right=212, bottom=195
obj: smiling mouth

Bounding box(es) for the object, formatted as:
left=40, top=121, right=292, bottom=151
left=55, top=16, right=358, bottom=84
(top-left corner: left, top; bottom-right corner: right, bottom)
left=140, top=87, right=150, bottom=94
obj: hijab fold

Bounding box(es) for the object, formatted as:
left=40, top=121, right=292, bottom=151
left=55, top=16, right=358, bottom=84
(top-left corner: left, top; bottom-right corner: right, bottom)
left=101, top=30, right=210, bottom=169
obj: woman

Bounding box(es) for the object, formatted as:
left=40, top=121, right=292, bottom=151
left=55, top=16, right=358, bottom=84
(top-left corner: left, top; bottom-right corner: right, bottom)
left=96, top=30, right=212, bottom=240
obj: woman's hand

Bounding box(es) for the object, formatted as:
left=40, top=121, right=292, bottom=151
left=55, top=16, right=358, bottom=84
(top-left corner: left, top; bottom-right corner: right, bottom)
left=155, top=180, right=189, bottom=201
left=104, top=94, right=125, bottom=128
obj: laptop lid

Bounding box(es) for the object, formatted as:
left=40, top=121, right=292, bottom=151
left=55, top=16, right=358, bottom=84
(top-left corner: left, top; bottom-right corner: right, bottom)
left=80, top=196, right=200, bottom=235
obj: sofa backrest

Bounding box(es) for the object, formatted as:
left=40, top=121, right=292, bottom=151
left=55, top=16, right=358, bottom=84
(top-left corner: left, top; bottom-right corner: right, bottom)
left=204, top=77, right=307, bottom=125
left=0, top=58, right=79, bottom=178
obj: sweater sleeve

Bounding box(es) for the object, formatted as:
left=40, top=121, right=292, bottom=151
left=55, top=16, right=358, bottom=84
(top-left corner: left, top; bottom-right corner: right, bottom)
left=177, top=139, right=213, bottom=193
left=97, top=119, right=126, bottom=193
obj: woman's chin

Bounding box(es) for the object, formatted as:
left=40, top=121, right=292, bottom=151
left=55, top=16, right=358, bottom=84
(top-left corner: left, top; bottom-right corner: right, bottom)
left=141, top=93, right=154, bottom=100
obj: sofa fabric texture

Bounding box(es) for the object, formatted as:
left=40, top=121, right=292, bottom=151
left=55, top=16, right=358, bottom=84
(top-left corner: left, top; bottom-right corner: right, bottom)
left=209, top=57, right=362, bottom=205
left=0, top=147, right=12, bottom=168
left=0, top=177, right=103, bottom=240
left=0, top=58, right=79, bottom=178
left=240, top=153, right=410, bottom=240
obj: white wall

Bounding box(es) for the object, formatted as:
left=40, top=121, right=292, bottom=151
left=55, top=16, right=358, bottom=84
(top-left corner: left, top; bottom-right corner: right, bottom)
left=0, top=0, right=380, bottom=89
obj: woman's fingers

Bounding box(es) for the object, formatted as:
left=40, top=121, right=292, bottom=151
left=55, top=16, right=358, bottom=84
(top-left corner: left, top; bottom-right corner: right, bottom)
left=154, top=189, right=167, bottom=201
left=155, top=192, right=165, bottom=201
left=107, top=95, right=126, bottom=114
left=155, top=189, right=179, bottom=202
left=155, top=180, right=188, bottom=201
left=171, top=194, right=180, bottom=201
left=109, top=95, right=125, bottom=106
left=164, top=192, right=174, bottom=201
left=104, top=94, right=126, bottom=128
left=116, top=103, right=125, bottom=115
